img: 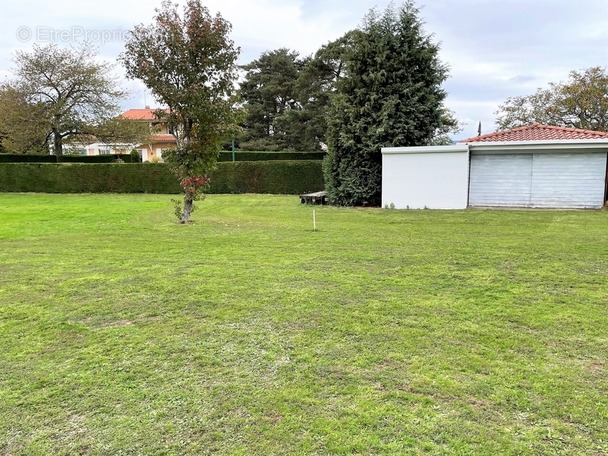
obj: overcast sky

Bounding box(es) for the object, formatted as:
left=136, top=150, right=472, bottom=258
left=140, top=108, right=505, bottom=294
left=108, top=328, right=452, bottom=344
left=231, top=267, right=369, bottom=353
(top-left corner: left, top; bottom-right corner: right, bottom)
left=0, top=0, right=606, bottom=140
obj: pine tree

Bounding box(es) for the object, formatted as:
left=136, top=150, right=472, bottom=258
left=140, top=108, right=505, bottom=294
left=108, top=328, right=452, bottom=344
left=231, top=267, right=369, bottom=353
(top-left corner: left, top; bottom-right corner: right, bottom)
left=239, top=49, right=305, bottom=151
left=324, top=1, right=449, bottom=206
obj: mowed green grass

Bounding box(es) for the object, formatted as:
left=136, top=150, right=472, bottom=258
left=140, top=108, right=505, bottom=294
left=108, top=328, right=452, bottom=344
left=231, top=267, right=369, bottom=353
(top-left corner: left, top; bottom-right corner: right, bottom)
left=0, top=193, right=607, bottom=455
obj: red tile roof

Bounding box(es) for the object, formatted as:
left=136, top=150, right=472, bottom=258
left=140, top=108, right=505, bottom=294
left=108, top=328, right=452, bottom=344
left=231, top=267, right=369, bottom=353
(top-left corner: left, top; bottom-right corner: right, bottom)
left=150, top=134, right=176, bottom=143
left=461, top=123, right=608, bottom=143
left=121, top=108, right=169, bottom=121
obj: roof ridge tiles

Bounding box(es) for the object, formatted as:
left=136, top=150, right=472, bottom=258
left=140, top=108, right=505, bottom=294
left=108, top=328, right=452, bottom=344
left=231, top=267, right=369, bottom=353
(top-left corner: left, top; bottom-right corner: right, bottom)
left=460, top=123, right=608, bottom=143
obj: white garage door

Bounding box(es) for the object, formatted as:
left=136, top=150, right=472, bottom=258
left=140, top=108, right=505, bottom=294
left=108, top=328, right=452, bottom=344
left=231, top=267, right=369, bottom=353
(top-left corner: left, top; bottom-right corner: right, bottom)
left=469, top=154, right=533, bottom=207
left=530, top=154, right=607, bottom=208
left=469, top=153, right=607, bottom=208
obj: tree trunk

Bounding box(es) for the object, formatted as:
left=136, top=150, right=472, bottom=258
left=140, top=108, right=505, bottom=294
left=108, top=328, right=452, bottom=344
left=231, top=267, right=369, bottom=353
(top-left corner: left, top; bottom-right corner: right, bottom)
left=52, top=128, right=63, bottom=156
left=180, top=191, right=194, bottom=224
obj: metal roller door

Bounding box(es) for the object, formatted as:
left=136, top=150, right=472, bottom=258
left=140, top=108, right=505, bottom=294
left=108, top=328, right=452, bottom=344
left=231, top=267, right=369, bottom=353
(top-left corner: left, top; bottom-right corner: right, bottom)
left=469, top=152, right=607, bottom=208
left=530, top=153, right=607, bottom=208
left=469, top=154, right=533, bottom=207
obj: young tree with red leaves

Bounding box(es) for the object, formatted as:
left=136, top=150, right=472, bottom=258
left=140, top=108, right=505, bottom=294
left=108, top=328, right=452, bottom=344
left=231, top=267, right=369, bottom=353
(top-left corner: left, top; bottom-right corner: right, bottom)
left=121, top=0, right=240, bottom=223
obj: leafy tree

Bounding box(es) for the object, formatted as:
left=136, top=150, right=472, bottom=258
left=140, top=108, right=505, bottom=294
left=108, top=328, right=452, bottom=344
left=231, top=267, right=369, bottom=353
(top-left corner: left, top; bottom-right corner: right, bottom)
left=1, top=43, right=126, bottom=155
left=0, top=84, right=49, bottom=154
left=93, top=116, right=152, bottom=152
left=121, top=0, right=240, bottom=223
left=495, top=67, right=608, bottom=132
left=427, top=107, right=461, bottom=145
left=239, top=49, right=305, bottom=150
left=324, top=2, right=450, bottom=206
left=292, top=33, right=355, bottom=150
left=238, top=37, right=353, bottom=152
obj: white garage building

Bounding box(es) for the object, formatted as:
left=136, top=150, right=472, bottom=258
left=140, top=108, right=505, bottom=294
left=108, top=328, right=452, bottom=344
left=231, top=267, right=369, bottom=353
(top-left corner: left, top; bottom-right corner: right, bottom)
left=382, top=123, right=608, bottom=209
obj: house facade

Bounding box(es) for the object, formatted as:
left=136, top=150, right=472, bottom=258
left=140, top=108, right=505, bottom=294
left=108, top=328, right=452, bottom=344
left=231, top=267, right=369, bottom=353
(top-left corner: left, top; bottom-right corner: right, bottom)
left=382, top=123, right=608, bottom=209
left=83, top=108, right=177, bottom=162
left=118, top=108, right=177, bottom=162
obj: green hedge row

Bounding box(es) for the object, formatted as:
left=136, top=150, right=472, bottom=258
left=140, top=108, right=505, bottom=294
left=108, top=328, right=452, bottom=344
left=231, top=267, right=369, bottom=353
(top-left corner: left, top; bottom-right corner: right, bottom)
left=0, top=161, right=324, bottom=194
left=209, top=160, right=323, bottom=194
left=0, top=154, right=135, bottom=163
left=59, top=154, right=135, bottom=163
left=0, top=154, right=58, bottom=163
left=217, top=151, right=325, bottom=162
left=0, top=151, right=325, bottom=163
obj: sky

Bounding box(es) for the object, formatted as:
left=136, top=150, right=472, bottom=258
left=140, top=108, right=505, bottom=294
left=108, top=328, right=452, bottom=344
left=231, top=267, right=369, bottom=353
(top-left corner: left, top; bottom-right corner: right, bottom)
left=0, top=0, right=606, bottom=140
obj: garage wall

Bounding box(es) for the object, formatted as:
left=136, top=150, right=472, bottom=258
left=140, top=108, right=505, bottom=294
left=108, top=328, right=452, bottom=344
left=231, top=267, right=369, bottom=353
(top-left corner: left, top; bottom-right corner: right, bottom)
left=382, top=141, right=608, bottom=211
left=469, top=151, right=607, bottom=208
left=382, top=145, right=469, bottom=209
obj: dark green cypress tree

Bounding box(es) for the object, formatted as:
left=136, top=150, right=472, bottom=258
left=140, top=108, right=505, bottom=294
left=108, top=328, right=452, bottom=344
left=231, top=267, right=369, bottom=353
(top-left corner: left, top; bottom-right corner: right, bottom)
left=324, top=1, right=449, bottom=206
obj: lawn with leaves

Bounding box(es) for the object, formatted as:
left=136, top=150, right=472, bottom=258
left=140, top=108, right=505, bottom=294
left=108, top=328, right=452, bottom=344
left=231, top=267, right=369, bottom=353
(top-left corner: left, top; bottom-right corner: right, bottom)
left=1, top=193, right=607, bottom=455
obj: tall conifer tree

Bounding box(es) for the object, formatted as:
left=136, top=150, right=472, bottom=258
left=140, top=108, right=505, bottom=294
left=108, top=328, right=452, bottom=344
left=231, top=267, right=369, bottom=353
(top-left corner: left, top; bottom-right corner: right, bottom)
left=324, top=2, right=449, bottom=206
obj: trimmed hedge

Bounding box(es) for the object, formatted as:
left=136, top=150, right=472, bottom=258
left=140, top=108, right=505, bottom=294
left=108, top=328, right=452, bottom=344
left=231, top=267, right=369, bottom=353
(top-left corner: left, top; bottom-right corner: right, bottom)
left=209, top=161, right=323, bottom=194
left=217, top=151, right=325, bottom=162
left=0, top=154, right=58, bottom=163
left=0, top=163, right=179, bottom=193
left=0, top=152, right=324, bottom=163
left=0, top=154, right=134, bottom=163
left=0, top=161, right=324, bottom=195
left=58, top=154, right=134, bottom=163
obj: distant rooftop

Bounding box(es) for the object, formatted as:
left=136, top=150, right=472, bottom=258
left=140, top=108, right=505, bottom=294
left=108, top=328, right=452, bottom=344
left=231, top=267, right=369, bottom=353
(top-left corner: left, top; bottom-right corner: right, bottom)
left=121, top=108, right=169, bottom=121
left=150, top=134, right=176, bottom=143
left=461, top=123, right=608, bottom=143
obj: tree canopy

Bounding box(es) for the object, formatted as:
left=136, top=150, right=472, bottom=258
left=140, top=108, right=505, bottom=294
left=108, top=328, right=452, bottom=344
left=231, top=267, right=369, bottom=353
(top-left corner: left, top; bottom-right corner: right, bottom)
left=238, top=48, right=305, bottom=150
left=237, top=35, right=354, bottom=152
left=324, top=1, right=450, bottom=206
left=121, top=0, right=240, bottom=223
left=0, top=43, right=127, bottom=155
left=495, top=67, right=608, bottom=132
left=0, top=84, right=49, bottom=154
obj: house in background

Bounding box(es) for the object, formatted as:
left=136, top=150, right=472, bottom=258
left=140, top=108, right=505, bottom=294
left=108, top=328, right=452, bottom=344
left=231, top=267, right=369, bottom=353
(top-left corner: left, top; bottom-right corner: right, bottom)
left=83, top=108, right=177, bottom=162
left=118, top=108, right=177, bottom=162
left=85, top=142, right=136, bottom=156
left=382, top=123, right=608, bottom=209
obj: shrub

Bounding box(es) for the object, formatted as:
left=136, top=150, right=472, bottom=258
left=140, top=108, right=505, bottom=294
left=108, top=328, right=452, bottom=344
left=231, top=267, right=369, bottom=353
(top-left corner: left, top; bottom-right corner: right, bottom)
left=130, top=149, right=142, bottom=163
left=209, top=160, right=324, bottom=194
left=0, top=151, right=324, bottom=163
left=238, top=138, right=284, bottom=151
left=217, top=151, right=325, bottom=162
left=0, top=163, right=180, bottom=193
left=0, top=161, right=324, bottom=194
left=0, top=153, right=133, bottom=163
left=0, top=154, right=57, bottom=163
left=57, top=154, right=132, bottom=163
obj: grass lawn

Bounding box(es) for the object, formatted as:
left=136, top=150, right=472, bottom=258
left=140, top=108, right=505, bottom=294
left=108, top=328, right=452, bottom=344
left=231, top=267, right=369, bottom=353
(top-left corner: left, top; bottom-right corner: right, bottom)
left=1, top=193, right=607, bottom=455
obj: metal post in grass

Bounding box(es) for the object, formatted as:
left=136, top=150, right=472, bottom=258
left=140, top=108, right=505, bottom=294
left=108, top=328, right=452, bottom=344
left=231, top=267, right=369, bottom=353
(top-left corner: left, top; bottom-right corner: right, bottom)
left=313, top=208, right=317, bottom=231
left=231, top=137, right=235, bottom=162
